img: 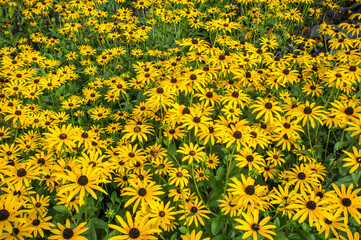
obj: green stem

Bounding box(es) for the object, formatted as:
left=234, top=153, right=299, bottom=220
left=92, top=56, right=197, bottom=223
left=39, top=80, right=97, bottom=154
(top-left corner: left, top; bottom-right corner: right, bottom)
left=307, top=121, right=313, bottom=152
left=324, top=128, right=331, bottom=160
left=355, top=168, right=359, bottom=187
left=224, top=144, right=236, bottom=195
left=191, top=163, right=218, bottom=217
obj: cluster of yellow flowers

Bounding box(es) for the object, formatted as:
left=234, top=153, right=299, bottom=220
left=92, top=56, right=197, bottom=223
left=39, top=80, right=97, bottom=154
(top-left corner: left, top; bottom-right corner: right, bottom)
left=0, top=0, right=361, bottom=239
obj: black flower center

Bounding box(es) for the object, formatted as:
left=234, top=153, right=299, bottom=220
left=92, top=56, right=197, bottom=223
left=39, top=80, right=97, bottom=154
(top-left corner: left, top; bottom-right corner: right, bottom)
left=13, top=228, right=19, bottom=234
left=349, top=66, right=356, bottom=71
left=245, top=185, right=255, bottom=195
left=233, top=131, right=242, bottom=139
left=37, top=158, right=45, bottom=165
left=232, top=91, right=239, bottom=98
left=134, top=126, right=141, bottom=133
left=129, top=228, right=140, bottom=239
left=206, top=92, right=213, bottom=98
left=190, top=74, right=197, bottom=80
left=159, top=211, right=165, bottom=217
left=265, top=102, right=272, bottom=109
left=306, top=201, right=316, bottom=210
left=17, top=168, right=27, bottom=177
left=138, top=188, right=147, bottom=196
left=32, top=219, right=40, bottom=226
left=345, top=107, right=354, bottom=115
left=182, top=108, right=190, bottom=114
left=193, top=117, right=201, bottom=123
left=298, top=172, right=306, bottom=180
left=157, top=88, right=164, bottom=94
left=342, top=198, right=351, bottom=207
left=324, top=218, right=332, bottom=225
left=78, top=175, right=89, bottom=186
left=63, top=228, right=74, bottom=239
left=284, top=123, right=291, bottom=129
left=189, top=150, right=196, bottom=156
left=251, top=223, right=260, bottom=231
left=191, top=206, right=198, bottom=213
left=303, top=107, right=312, bottom=114
left=0, top=209, right=10, bottom=221
left=59, top=133, right=67, bottom=139
left=316, top=192, right=324, bottom=198
left=246, top=155, right=254, bottom=162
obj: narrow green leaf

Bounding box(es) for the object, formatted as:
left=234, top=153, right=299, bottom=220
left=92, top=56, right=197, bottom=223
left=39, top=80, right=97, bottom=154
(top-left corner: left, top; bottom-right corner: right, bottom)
left=53, top=205, right=69, bottom=214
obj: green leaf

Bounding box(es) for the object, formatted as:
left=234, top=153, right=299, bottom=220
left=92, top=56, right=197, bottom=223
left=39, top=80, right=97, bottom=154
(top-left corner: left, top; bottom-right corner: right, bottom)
left=216, top=166, right=225, bottom=181
left=53, top=205, right=69, bottom=214
left=170, top=232, right=178, bottom=240
left=179, top=226, right=187, bottom=234
left=91, top=218, right=108, bottom=228
left=88, top=221, right=97, bottom=240
left=167, top=144, right=177, bottom=157
left=334, top=142, right=341, bottom=151
left=334, top=175, right=353, bottom=187
left=298, top=230, right=316, bottom=240
left=212, top=235, right=226, bottom=240
left=274, top=217, right=280, bottom=228
left=274, top=232, right=289, bottom=240
left=103, top=230, right=118, bottom=240
left=288, top=234, right=302, bottom=240
left=211, top=217, right=223, bottom=235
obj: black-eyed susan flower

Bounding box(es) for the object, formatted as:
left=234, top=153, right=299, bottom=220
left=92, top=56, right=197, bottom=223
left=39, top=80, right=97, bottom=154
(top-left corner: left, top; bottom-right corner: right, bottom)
left=57, top=164, right=108, bottom=206
left=180, top=230, right=210, bottom=240
left=290, top=192, right=333, bottom=230
left=49, top=219, right=88, bottom=240
left=0, top=196, right=25, bottom=235
left=227, top=174, right=268, bottom=211
left=177, top=143, right=206, bottom=164
left=234, top=147, right=265, bottom=171
left=286, top=164, right=322, bottom=192
left=343, top=146, right=361, bottom=173
left=218, top=193, right=241, bottom=217
left=122, top=124, right=154, bottom=143
left=29, top=212, right=54, bottom=238
left=235, top=209, right=276, bottom=240
left=179, top=198, right=211, bottom=227
left=122, top=179, right=164, bottom=212
left=293, top=101, right=327, bottom=128
left=109, top=212, right=160, bottom=240
left=330, top=183, right=361, bottom=224
left=205, top=153, right=220, bottom=169
left=149, top=201, right=176, bottom=230
left=252, top=97, right=283, bottom=124
left=168, top=167, right=191, bottom=189
left=43, top=124, right=78, bottom=152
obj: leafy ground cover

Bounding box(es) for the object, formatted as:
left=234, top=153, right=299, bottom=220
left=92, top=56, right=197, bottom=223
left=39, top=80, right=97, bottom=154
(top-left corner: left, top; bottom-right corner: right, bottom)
left=0, top=0, right=361, bottom=239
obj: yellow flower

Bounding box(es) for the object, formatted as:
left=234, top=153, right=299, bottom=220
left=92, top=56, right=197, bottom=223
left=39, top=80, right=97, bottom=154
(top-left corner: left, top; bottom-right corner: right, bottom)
left=109, top=212, right=160, bottom=240
left=235, top=209, right=276, bottom=240
left=49, top=219, right=88, bottom=240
